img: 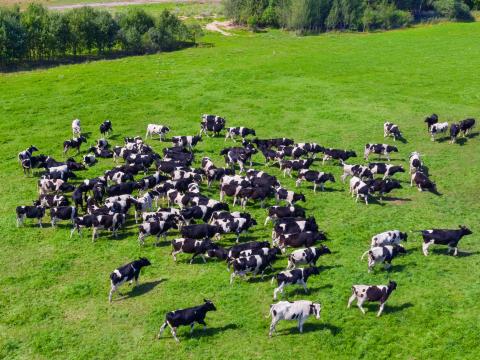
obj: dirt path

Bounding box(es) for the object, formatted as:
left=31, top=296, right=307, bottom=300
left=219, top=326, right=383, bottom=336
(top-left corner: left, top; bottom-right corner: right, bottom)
left=48, top=0, right=219, bottom=10
left=205, top=20, right=235, bottom=36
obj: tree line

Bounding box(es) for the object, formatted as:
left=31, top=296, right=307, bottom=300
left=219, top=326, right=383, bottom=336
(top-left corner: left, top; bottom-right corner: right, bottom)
left=0, top=4, right=203, bottom=68
left=223, top=0, right=476, bottom=33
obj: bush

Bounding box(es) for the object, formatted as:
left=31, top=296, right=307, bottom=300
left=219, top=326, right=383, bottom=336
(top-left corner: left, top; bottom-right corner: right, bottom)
left=0, top=7, right=27, bottom=64
left=433, top=0, right=474, bottom=20
left=363, top=2, right=413, bottom=30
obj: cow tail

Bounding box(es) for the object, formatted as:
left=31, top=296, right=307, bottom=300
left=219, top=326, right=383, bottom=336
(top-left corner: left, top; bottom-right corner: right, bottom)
left=270, top=276, right=275, bottom=285
left=266, top=305, right=274, bottom=319
left=360, top=250, right=370, bottom=261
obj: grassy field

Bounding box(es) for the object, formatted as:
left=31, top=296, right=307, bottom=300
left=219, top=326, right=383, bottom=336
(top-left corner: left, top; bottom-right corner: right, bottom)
left=1, top=22, right=480, bottom=359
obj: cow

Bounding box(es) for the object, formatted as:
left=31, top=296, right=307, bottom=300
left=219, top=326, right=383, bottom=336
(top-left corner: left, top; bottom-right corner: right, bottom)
left=418, top=226, right=472, bottom=256
left=409, top=152, right=422, bottom=174
left=229, top=253, right=277, bottom=284
left=72, top=119, right=81, bottom=137
left=340, top=162, right=373, bottom=182
left=450, top=123, right=460, bottom=144
left=109, top=257, right=151, bottom=303
left=18, top=145, right=39, bottom=163
left=83, top=154, right=96, bottom=167
left=146, top=124, right=170, bottom=140
left=349, top=176, right=369, bottom=205
left=264, top=206, right=305, bottom=225
left=236, top=186, right=273, bottom=209
left=296, top=143, right=324, bottom=158
left=92, top=213, right=126, bottom=242
left=42, top=170, right=76, bottom=181
left=138, top=219, right=177, bottom=246
left=275, top=231, right=326, bottom=252
left=370, top=162, right=405, bottom=179
left=268, top=300, right=321, bottom=337
left=272, top=266, right=320, bottom=300
left=347, top=281, right=397, bottom=317
left=172, top=135, right=202, bottom=150
left=296, top=170, right=335, bottom=192
left=273, top=217, right=318, bottom=239
left=50, top=206, right=77, bottom=227
left=384, top=122, right=402, bottom=141
left=220, top=146, right=257, bottom=173
left=63, top=136, right=87, bottom=155
left=279, top=159, right=314, bottom=178
left=225, top=241, right=271, bottom=260
left=70, top=214, right=96, bottom=238
left=100, top=120, right=113, bottom=137
left=371, top=230, right=408, bottom=247
left=424, top=114, right=438, bottom=131
left=157, top=299, right=216, bottom=342
left=181, top=224, right=223, bottom=240
left=410, top=171, right=436, bottom=193
left=275, top=187, right=305, bottom=206
left=430, top=122, right=449, bottom=141
left=200, top=114, right=226, bottom=137
left=239, top=247, right=281, bottom=259
left=322, top=148, right=356, bottom=165
left=20, top=154, right=47, bottom=175
left=225, top=127, right=256, bottom=141
left=16, top=205, right=45, bottom=227
left=287, top=245, right=331, bottom=269
left=361, top=245, right=406, bottom=272
left=459, top=118, right=475, bottom=137
left=38, top=179, right=74, bottom=195
left=213, top=217, right=257, bottom=242
left=171, top=238, right=218, bottom=263
left=364, top=144, right=398, bottom=161
left=105, top=182, right=140, bottom=197
left=366, top=178, right=402, bottom=199
left=34, top=194, right=68, bottom=208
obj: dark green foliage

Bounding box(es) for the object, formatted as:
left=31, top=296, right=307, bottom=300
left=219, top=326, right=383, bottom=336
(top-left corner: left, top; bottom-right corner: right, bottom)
left=0, top=7, right=27, bottom=65
left=433, top=0, right=475, bottom=20
left=363, top=1, right=413, bottom=30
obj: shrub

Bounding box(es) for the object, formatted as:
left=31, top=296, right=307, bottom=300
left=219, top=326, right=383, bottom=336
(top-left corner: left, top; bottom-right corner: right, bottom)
left=363, top=2, right=413, bottom=31
left=433, top=0, right=474, bottom=20
left=0, top=7, right=27, bottom=64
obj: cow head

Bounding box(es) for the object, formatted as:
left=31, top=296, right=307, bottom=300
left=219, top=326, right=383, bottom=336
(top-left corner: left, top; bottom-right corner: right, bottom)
left=393, top=245, right=407, bottom=255
left=387, top=145, right=398, bottom=153
left=294, top=193, right=306, bottom=203
left=400, top=232, right=408, bottom=241
left=387, top=280, right=397, bottom=292
left=206, top=246, right=228, bottom=260
left=203, top=299, right=217, bottom=311
left=346, top=150, right=357, bottom=159
left=314, top=231, right=327, bottom=241
left=319, top=245, right=331, bottom=255
left=459, top=225, right=472, bottom=236
left=326, top=173, right=335, bottom=183
left=137, top=257, right=152, bottom=268
left=309, top=303, right=322, bottom=320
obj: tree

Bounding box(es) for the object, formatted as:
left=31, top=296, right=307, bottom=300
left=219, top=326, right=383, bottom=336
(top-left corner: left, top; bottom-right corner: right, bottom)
left=21, top=3, right=50, bottom=60
left=0, top=7, right=27, bottom=65
left=94, top=10, right=118, bottom=53
left=116, top=8, right=154, bottom=53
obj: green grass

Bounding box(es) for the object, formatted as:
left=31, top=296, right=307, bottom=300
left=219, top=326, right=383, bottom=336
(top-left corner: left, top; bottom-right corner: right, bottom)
left=1, top=23, right=480, bottom=359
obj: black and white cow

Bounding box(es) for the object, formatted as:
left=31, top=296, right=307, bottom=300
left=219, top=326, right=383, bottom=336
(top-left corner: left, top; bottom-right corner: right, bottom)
left=105, top=182, right=140, bottom=197
left=146, top=124, right=170, bottom=140
left=349, top=176, right=369, bottom=205
left=384, top=122, right=402, bottom=141
left=157, top=299, right=216, bottom=342
left=287, top=245, right=331, bottom=269
left=180, top=224, right=223, bottom=240
left=275, top=231, right=326, bottom=252
left=224, top=241, right=271, bottom=260
left=268, top=300, right=321, bottom=337
left=272, top=266, right=320, bottom=300
left=63, top=136, right=87, bottom=154
left=410, top=171, right=436, bottom=193
left=20, top=154, right=47, bottom=175
left=459, top=118, right=475, bottom=137
left=172, top=135, right=202, bottom=150
left=220, top=146, right=257, bottom=173
left=296, top=170, right=335, bottom=192
left=100, top=120, right=113, bottom=136
left=449, top=123, right=460, bottom=144
left=229, top=253, right=277, bottom=284
left=366, top=178, right=402, bottom=199
left=429, top=122, right=449, bottom=141
left=275, top=187, right=305, bottom=206
left=419, top=226, right=472, bottom=256
left=322, top=148, right=357, bottom=165
left=138, top=219, right=177, bottom=245
left=16, top=205, right=45, bottom=227
left=70, top=214, right=96, bottom=238
left=171, top=238, right=218, bottom=263
left=180, top=205, right=212, bottom=225
left=273, top=217, right=318, bottom=239
left=18, top=145, right=39, bottom=163
left=34, top=194, right=68, bottom=208
left=239, top=247, right=280, bottom=259
left=200, top=114, right=226, bottom=137
left=38, top=179, right=74, bottom=195
left=368, top=162, right=405, bottom=179
left=92, top=213, right=126, bottom=242
left=213, top=217, right=257, bottom=242
left=109, top=257, right=151, bottom=303
left=340, top=162, right=373, bottom=182
left=409, top=152, right=422, bottom=174
left=83, top=153, right=96, bottom=167
left=371, top=230, right=408, bottom=247
left=264, top=206, right=305, bottom=225
left=296, top=143, right=324, bottom=158
left=72, top=119, right=81, bottom=136
left=279, top=159, right=314, bottom=177
left=424, top=114, right=438, bottom=131
left=50, top=206, right=77, bottom=227
left=361, top=245, right=406, bottom=272
left=225, top=127, right=256, bottom=141
left=364, top=144, right=398, bottom=161
left=347, top=281, right=397, bottom=317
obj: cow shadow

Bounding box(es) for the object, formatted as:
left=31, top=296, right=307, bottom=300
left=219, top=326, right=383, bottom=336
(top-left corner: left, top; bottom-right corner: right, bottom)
left=435, top=136, right=451, bottom=144
left=396, top=137, right=408, bottom=144
left=384, top=302, right=414, bottom=314
left=430, top=248, right=478, bottom=257
left=467, top=132, right=479, bottom=139
left=201, top=323, right=238, bottom=337
left=278, top=322, right=341, bottom=336
left=124, top=279, right=166, bottom=299
left=319, top=265, right=341, bottom=272
left=457, top=250, right=479, bottom=257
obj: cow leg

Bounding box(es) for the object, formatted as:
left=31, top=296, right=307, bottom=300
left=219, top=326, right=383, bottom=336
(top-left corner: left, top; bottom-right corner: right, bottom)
left=51, top=218, right=56, bottom=228
left=295, top=179, right=301, bottom=187
left=269, top=319, right=279, bottom=337
left=190, top=253, right=199, bottom=264
left=172, top=250, right=181, bottom=262
left=364, top=195, right=368, bottom=205
left=230, top=272, right=236, bottom=285
left=347, top=293, right=356, bottom=308
left=301, top=280, right=308, bottom=293
left=38, top=218, right=43, bottom=228
left=377, top=303, right=386, bottom=317
left=138, top=234, right=145, bottom=246
left=157, top=322, right=168, bottom=338
left=422, top=240, right=433, bottom=256
left=453, top=247, right=458, bottom=256
left=92, top=228, right=97, bottom=242
left=384, top=262, right=392, bottom=270
left=273, top=282, right=284, bottom=300
left=169, top=324, right=180, bottom=342
left=264, top=216, right=271, bottom=226
left=109, top=284, right=116, bottom=303
left=298, top=317, right=306, bottom=333
left=357, top=298, right=366, bottom=314
left=313, top=183, right=317, bottom=193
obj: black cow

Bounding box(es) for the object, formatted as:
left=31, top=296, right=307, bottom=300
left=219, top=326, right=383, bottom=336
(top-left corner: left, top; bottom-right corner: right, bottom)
left=419, top=226, right=472, bottom=256
left=180, top=224, right=223, bottom=240
left=450, top=123, right=460, bottom=144
left=272, top=266, right=320, bottom=300
left=366, top=178, right=402, bottom=199
left=273, top=217, right=318, bottom=238
left=100, top=120, right=113, bottom=136
left=105, top=182, right=140, bottom=197
left=410, top=171, right=437, bottom=193
left=109, top=257, right=151, bottom=303
left=265, top=206, right=306, bottom=225
left=16, top=205, right=45, bottom=227
left=225, top=127, right=256, bottom=141
left=276, top=231, right=327, bottom=252
left=459, top=118, right=475, bottom=136
left=171, top=238, right=218, bottom=263
left=322, top=148, right=356, bottom=164
left=157, top=299, right=216, bottom=342
left=425, top=114, right=438, bottom=131
left=50, top=206, right=77, bottom=227
left=296, top=170, right=335, bottom=192
left=63, top=136, right=87, bottom=154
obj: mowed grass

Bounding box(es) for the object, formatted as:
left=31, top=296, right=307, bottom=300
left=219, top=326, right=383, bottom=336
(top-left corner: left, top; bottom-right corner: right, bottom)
left=1, top=23, right=480, bottom=359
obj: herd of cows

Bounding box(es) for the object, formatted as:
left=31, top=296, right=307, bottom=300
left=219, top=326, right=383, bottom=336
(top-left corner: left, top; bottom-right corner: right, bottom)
left=14, top=113, right=476, bottom=341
